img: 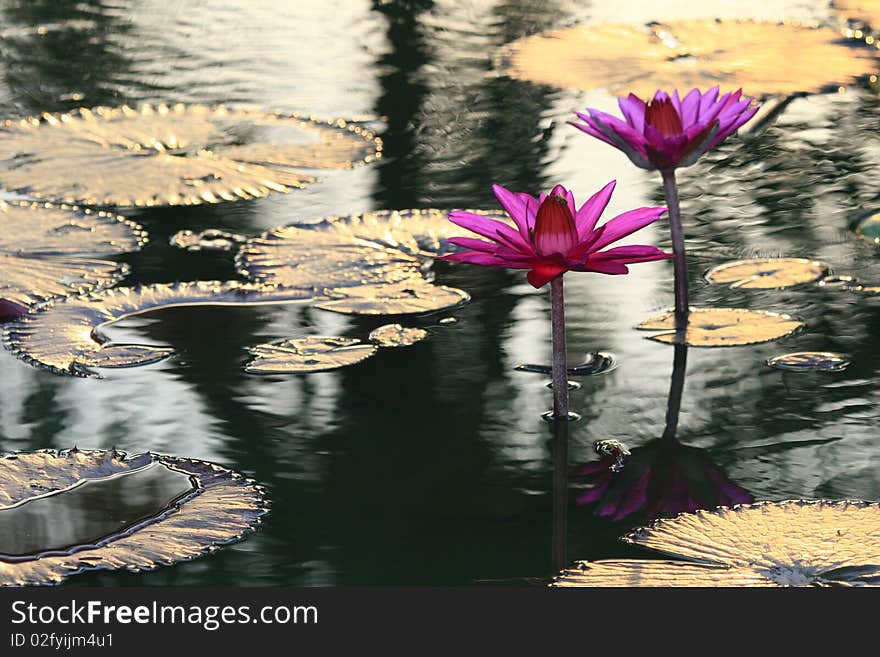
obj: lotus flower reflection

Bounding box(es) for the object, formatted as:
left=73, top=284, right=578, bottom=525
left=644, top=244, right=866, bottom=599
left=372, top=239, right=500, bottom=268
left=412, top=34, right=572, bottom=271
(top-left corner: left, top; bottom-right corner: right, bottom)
left=444, top=182, right=669, bottom=289
left=571, top=87, right=759, bottom=324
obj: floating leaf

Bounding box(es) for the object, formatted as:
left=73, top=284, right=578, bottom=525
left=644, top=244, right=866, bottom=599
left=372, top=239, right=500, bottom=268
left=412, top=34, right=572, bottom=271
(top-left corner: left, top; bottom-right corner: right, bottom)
left=237, top=209, right=503, bottom=315
left=637, top=307, right=804, bottom=347
left=554, top=500, right=880, bottom=587
left=498, top=20, right=877, bottom=97
left=170, top=229, right=247, bottom=252
left=3, top=281, right=314, bottom=377
left=705, top=258, right=829, bottom=289
left=0, top=105, right=381, bottom=207
left=854, top=212, right=880, bottom=244
left=368, top=324, right=428, bottom=347
left=848, top=282, right=880, bottom=295
left=0, top=201, right=145, bottom=309
left=0, top=449, right=267, bottom=587
left=515, top=352, right=616, bottom=376
left=245, top=337, right=377, bottom=374
left=767, top=351, right=851, bottom=372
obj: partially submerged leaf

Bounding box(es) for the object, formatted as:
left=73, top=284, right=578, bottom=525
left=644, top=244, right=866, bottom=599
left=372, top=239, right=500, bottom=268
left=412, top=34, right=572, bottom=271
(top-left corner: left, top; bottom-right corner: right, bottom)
left=368, top=324, right=428, bottom=347
left=766, top=351, right=851, bottom=372
left=0, top=201, right=145, bottom=309
left=637, top=307, right=805, bottom=347
left=170, top=229, right=247, bottom=252
left=0, top=105, right=381, bottom=207
left=3, top=281, right=314, bottom=377
left=854, top=211, right=880, bottom=244
left=515, top=352, right=616, bottom=376
left=0, top=449, right=268, bottom=587
left=705, top=258, right=829, bottom=289
left=237, top=209, right=501, bottom=315
left=245, top=337, right=377, bottom=374
left=499, top=20, right=878, bottom=97
left=554, top=500, right=880, bottom=587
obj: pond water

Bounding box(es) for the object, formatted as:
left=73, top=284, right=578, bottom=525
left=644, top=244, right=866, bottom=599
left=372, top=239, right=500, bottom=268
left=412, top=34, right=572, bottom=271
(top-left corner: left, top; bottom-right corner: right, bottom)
left=0, top=0, right=879, bottom=585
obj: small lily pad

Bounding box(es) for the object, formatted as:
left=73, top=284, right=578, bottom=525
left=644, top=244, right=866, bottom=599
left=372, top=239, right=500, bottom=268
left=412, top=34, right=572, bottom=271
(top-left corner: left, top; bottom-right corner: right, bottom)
left=0, top=201, right=145, bottom=310
left=170, top=229, right=247, bottom=252
left=637, top=307, right=804, bottom=347
left=705, top=258, right=829, bottom=290
left=0, top=105, right=381, bottom=207
left=368, top=324, right=428, bottom=347
left=245, top=337, right=377, bottom=374
left=854, top=212, right=880, bottom=244
left=498, top=20, right=878, bottom=97
left=3, top=281, right=314, bottom=377
left=554, top=500, right=880, bottom=587
left=848, top=282, right=880, bottom=295
left=0, top=449, right=268, bottom=587
left=515, top=352, right=616, bottom=376
left=767, top=351, right=851, bottom=372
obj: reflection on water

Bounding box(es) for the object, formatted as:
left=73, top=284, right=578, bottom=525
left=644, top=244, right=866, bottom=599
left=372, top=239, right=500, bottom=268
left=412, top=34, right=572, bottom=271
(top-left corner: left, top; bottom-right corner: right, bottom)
left=0, top=0, right=877, bottom=585
left=0, top=462, right=194, bottom=558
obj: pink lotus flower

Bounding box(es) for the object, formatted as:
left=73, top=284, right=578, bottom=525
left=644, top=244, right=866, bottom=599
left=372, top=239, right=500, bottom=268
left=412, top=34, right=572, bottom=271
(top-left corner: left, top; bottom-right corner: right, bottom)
left=570, top=87, right=759, bottom=171
left=443, top=182, right=670, bottom=288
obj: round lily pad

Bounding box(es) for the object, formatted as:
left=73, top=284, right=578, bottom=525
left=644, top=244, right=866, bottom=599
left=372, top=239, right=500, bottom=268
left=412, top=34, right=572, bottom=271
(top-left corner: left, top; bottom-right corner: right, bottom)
left=3, top=281, right=314, bottom=377
left=637, top=307, right=805, bottom=347
left=766, top=351, right=851, bottom=372
left=0, top=105, right=381, bottom=207
left=368, top=324, right=428, bottom=347
left=854, top=212, right=880, bottom=244
left=0, top=201, right=145, bottom=309
left=244, top=337, right=377, bottom=374
left=236, top=209, right=503, bottom=315
left=498, top=20, right=878, bottom=97
left=705, top=258, right=829, bottom=290
left=554, top=500, right=880, bottom=587
left=0, top=449, right=268, bottom=587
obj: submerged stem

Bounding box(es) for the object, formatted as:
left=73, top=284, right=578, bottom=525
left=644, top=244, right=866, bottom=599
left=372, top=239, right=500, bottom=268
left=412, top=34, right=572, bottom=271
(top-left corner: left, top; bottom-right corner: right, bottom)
left=549, top=275, right=569, bottom=571
left=661, top=169, right=689, bottom=329
left=661, top=343, right=688, bottom=444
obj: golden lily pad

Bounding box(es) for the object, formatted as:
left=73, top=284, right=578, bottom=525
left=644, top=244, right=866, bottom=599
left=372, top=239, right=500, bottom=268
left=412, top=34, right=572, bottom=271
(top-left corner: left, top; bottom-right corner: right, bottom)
left=0, top=449, right=267, bottom=587
left=0, top=201, right=145, bottom=309
left=637, top=307, right=804, bottom=347
left=0, top=105, right=381, bottom=207
left=170, top=228, right=247, bottom=252
left=237, top=209, right=501, bottom=315
left=766, top=351, right=851, bottom=372
left=498, top=20, right=878, bottom=97
left=554, top=500, right=880, bottom=587
left=848, top=282, right=880, bottom=295
left=834, top=1, right=880, bottom=27
left=705, top=258, right=830, bottom=289
left=245, top=337, right=377, bottom=374
left=854, top=212, right=880, bottom=244
left=368, top=324, right=428, bottom=347
left=3, top=281, right=315, bottom=377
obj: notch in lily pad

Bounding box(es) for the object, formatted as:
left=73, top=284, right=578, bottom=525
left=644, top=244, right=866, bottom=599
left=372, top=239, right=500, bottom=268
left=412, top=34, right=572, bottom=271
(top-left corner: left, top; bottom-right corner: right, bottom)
left=553, top=500, right=880, bottom=587
left=705, top=258, right=829, bottom=290
left=637, top=307, right=804, bottom=347
left=0, top=449, right=268, bottom=587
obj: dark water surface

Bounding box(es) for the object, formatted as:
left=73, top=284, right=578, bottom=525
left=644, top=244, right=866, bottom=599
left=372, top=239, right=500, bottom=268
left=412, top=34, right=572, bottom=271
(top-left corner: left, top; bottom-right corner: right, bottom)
left=0, top=0, right=879, bottom=585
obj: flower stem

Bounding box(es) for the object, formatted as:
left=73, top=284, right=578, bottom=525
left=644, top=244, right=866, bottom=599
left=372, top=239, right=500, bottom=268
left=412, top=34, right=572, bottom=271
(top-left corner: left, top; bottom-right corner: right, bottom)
left=661, top=169, right=689, bottom=328
left=549, top=275, right=569, bottom=571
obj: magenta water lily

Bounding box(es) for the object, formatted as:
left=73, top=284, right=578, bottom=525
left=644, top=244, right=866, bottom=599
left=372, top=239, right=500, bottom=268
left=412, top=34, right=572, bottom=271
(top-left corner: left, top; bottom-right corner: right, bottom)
left=444, top=182, right=669, bottom=422
left=571, top=87, right=759, bottom=324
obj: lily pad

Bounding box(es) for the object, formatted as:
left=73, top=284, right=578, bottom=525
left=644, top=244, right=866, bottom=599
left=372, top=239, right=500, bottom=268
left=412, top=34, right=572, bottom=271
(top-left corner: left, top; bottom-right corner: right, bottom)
left=854, top=212, right=880, bottom=244
left=834, top=1, right=880, bottom=28
left=498, top=20, right=878, bottom=97
left=0, top=201, right=145, bottom=310
left=3, top=281, right=314, bottom=377
left=767, top=351, right=851, bottom=372
left=0, top=105, right=381, bottom=207
left=515, top=352, right=616, bottom=376
left=237, top=209, right=503, bottom=315
left=368, top=324, right=428, bottom=347
left=848, top=282, right=880, bottom=295
left=637, top=307, right=805, bottom=347
left=554, top=500, right=880, bottom=587
left=705, top=258, right=829, bottom=289
left=245, top=337, right=377, bottom=374
left=170, top=229, right=247, bottom=252
left=0, top=449, right=267, bottom=587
